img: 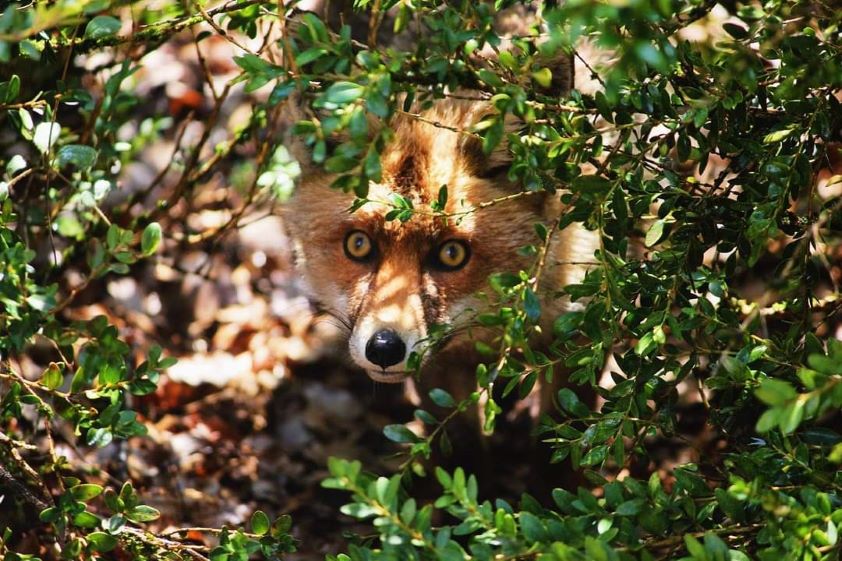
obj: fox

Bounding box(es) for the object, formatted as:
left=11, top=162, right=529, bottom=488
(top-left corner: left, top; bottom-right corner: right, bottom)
left=281, top=92, right=599, bottom=424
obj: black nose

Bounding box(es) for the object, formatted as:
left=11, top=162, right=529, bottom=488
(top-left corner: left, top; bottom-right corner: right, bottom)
left=365, top=330, right=406, bottom=369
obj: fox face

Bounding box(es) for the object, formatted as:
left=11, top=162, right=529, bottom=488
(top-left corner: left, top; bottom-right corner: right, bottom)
left=283, top=99, right=551, bottom=382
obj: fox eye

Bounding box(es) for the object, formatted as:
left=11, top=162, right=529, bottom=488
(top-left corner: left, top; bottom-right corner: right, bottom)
left=344, top=230, right=375, bottom=262
left=434, top=240, right=470, bottom=271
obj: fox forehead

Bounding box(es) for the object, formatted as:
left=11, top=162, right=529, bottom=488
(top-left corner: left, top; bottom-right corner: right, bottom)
left=291, top=104, right=496, bottom=240
left=379, top=104, right=485, bottom=202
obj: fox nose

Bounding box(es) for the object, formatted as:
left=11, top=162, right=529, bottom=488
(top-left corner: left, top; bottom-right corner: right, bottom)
left=365, top=330, right=407, bottom=369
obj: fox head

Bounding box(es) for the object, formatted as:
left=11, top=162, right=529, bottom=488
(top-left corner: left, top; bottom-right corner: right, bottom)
left=283, top=98, right=551, bottom=382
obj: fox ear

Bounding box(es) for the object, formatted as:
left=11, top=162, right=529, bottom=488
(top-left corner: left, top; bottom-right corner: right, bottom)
left=278, top=91, right=315, bottom=173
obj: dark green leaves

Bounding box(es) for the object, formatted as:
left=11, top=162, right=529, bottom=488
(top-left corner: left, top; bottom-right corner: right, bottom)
left=0, top=74, right=20, bottom=102
left=234, top=54, right=285, bottom=92
left=429, top=388, right=456, bottom=408
left=557, top=388, right=589, bottom=418
left=383, top=424, right=421, bottom=443
left=56, top=145, right=97, bottom=169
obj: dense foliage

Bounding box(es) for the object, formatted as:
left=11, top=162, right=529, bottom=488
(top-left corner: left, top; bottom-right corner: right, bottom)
left=1, top=1, right=841, bottom=560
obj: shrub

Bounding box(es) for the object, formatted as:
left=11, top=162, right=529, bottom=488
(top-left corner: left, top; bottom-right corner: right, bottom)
left=1, top=1, right=841, bottom=560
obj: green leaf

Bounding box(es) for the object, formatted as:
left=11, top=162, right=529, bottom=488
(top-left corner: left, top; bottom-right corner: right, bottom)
left=233, top=53, right=274, bottom=74
left=103, top=489, right=122, bottom=513
left=763, top=128, right=794, bottom=143
left=72, top=511, right=100, bottom=528
left=807, top=353, right=838, bottom=374
left=553, top=311, right=583, bottom=337
left=557, top=388, right=589, bottom=417
left=341, top=503, right=378, bottom=518
left=477, top=68, right=503, bottom=87
left=481, top=118, right=504, bottom=155
left=400, top=498, right=417, bottom=524
left=645, top=219, right=666, bottom=247
left=295, top=47, right=328, bottom=66
left=635, top=331, right=657, bottom=356
left=269, top=81, right=296, bottom=105
left=755, top=379, right=796, bottom=406
left=19, top=40, right=41, bottom=60
left=779, top=399, right=805, bottom=434
left=595, top=91, right=613, bottom=123
left=39, top=507, right=60, bottom=523
left=87, top=532, right=118, bottom=552
left=324, top=82, right=365, bottom=105
left=615, top=498, right=644, bottom=516
left=571, top=175, right=612, bottom=195
left=747, top=345, right=767, bottom=363
left=429, top=388, right=456, bottom=408
left=519, top=512, right=547, bottom=542
left=272, top=514, right=293, bottom=537
left=523, top=287, right=541, bottom=321
left=755, top=408, right=779, bottom=432
left=703, top=533, right=729, bottom=560
left=251, top=510, right=270, bottom=535
left=6, top=154, right=26, bottom=175
left=1, top=74, right=20, bottom=102
left=70, top=483, right=104, bottom=501
left=126, top=505, right=160, bottom=522
left=414, top=409, right=438, bottom=425
left=581, top=445, right=608, bottom=466
left=801, top=427, right=842, bottom=445
left=141, top=222, right=162, bottom=256
left=85, top=16, right=122, bottom=39
left=531, top=67, right=552, bottom=88
left=383, top=424, right=420, bottom=443
left=56, top=144, right=97, bottom=169
left=684, top=534, right=706, bottom=559
left=42, top=363, right=63, bottom=390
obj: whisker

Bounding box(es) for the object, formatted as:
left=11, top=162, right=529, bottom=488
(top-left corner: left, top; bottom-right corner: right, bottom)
left=314, top=315, right=351, bottom=333
left=312, top=304, right=353, bottom=331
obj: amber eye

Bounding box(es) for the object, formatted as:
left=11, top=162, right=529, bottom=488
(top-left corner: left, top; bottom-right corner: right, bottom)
left=434, top=240, right=470, bottom=271
left=344, top=230, right=375, bottom=262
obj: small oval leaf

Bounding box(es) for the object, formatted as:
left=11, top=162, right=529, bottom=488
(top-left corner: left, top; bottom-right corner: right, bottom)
left=141, top=222, right=162, bottom=256
left=251, top=510, right=270, bottom=535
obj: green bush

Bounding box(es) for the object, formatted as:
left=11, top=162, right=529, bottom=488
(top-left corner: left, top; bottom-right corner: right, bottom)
left=1, top=1, right=841, bottom=560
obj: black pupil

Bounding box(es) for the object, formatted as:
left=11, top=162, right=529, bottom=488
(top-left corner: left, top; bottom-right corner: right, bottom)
left=354, top=235, right=365, bottom=250
left=445, top=245, right=457, bottom=259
